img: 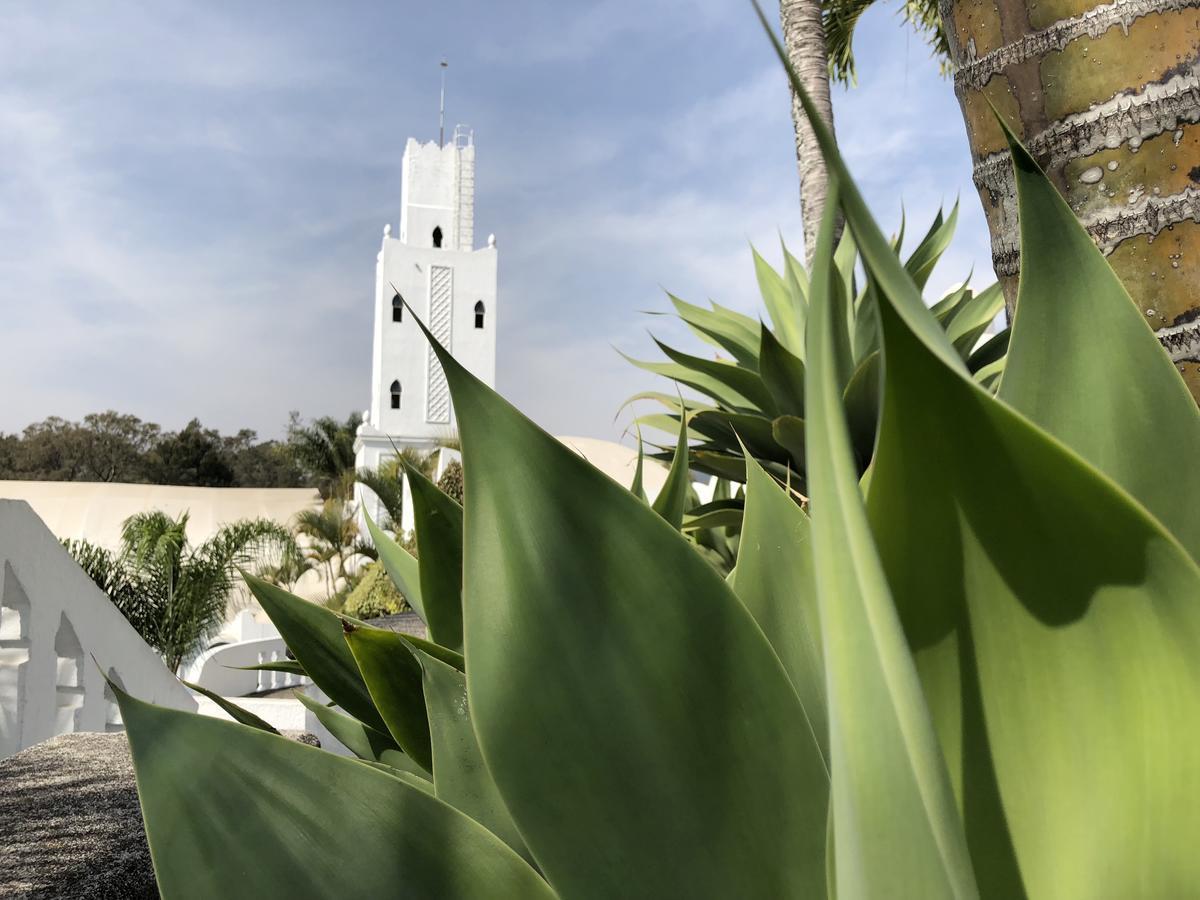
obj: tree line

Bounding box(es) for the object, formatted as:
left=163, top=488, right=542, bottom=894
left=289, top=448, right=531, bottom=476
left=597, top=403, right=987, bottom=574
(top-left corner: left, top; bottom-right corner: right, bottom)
left=0, top=409, right=363, bottom=490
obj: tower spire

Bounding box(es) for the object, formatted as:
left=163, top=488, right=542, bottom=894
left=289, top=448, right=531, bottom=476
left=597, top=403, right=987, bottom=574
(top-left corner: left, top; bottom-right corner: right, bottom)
left=438, top=58, right=448, bottom=148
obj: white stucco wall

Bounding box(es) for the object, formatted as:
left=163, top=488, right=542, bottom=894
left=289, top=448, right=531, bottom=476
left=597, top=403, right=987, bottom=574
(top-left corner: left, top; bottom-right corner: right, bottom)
left=0, top=500, right=196, bottom=759
left=185, top=635, right=306, bottom=698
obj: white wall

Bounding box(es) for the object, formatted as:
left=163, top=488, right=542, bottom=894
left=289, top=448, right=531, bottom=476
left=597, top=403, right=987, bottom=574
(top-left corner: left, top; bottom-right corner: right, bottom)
left=185, top=636, right=307, bottom=698
left=0, top=500, right=196, bottom=759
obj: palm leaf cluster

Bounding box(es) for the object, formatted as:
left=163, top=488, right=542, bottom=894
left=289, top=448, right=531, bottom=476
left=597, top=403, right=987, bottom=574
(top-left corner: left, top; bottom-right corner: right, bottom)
left=824, top=0, right=950, bottom=86
left=67, top=511, right=293, bottom=672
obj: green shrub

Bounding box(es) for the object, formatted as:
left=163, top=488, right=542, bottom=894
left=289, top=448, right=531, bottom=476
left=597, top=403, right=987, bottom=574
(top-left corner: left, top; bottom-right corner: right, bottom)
left=436, top=459, right=464, bottom=505
left=109, top=31, right=1200, bottom=900
left=342, top=561, right=409, bottom=619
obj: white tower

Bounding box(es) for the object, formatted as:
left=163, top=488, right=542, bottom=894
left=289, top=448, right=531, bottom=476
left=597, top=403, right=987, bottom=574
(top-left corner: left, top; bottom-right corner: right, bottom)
left=354, top=125, right=498, bottom=526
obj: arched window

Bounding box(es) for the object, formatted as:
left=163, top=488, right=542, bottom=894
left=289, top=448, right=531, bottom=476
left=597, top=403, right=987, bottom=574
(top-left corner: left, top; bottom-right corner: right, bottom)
left=390, top=380, right=402, bottom=409
left=432, top=226, right=443, bottom=248
left=474, top=301, right=486, bottom=329
left=392, top=293, right=403, bottom=323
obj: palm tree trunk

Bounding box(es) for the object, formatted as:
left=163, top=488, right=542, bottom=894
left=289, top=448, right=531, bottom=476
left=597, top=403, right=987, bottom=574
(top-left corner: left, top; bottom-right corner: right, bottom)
left=941, top=0, right=1200, bottom=397
left=781, top=0, right=845, bottom=265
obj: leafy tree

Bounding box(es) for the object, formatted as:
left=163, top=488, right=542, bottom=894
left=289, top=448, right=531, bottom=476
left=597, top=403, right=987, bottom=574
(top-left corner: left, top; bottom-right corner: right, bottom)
left=292, top=497, right=371, bottom=605
left=147, top=420, right=235, bottom=487
left=222, top=429, right=305, bottom=488
left=66, top=511, right=294, bottom=672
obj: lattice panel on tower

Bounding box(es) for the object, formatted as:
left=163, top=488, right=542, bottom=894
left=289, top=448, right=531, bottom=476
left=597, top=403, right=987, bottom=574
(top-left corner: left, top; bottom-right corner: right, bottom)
left=426, top=265, right=454, bottom=424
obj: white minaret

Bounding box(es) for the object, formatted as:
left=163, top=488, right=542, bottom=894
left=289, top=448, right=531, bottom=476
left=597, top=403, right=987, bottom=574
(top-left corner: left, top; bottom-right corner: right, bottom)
left=354, top=122, right=498, bottom=527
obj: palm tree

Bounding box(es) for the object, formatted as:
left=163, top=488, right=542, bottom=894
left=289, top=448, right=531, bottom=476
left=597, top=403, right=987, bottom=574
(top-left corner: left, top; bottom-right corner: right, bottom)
left=781, top=0, right=947, bottom=263
left=939, top=0, right=1200, bottom=398
left=286, top=412, right=362, bottom=499
left=66, top=511, right=293, bottom=673
left=292, top=498, right=371, bottom=600
left=356, top=446, right=438, bottom=532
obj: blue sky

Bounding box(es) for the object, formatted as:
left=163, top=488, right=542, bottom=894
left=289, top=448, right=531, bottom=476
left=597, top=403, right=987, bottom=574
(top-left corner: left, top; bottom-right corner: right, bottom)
left=0, top=0, right=990, bottom=442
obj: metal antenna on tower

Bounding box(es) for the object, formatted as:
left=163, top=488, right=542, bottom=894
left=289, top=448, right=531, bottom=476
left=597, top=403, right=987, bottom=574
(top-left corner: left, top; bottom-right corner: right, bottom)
left=439, top=58, right=448, bottom=148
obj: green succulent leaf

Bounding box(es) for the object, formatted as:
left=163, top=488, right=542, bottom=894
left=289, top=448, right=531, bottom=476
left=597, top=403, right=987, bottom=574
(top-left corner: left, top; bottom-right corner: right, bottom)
left=343, top=624, right=433, bottom=773
left=753, top=244, right=806, bottom=354
left=113, top=686, right=553, bottom=899
left=667, top=293, right=761, bottom=367
left=759, top=324, right=807, bottom=417
left=414, top=312, right=830, bottom=899
left=232, top=659, right=306, bottom=677
left=243, top=573, right=388, bottom=735
left=181, top=680, right=280, bottom=734
left=996, top=122, right=1200, bottom=564
left=801, top=175, right=977, bottom=899
left=904, top=201, right=958, bottom=290
left=414, top=648, right=530, bottom=862
left=651, top=409, right=691, bottom=529
left=651, top=338, right=779, bottom=415
left=363, top=507, right=426, bottom=623
left=731, top=456, right=826, bottom=762
left=292, top=690, right=426, bottom=776
left=404, top=461, right=466, bottom=652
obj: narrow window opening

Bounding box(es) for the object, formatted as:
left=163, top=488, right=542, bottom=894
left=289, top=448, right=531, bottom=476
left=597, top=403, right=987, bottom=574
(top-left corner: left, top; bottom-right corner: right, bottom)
left=432, top=226, right=443, bottom=249
left=390, top=380, right=402, bottom=410
left=392, top=293, right=403, bottom=323
left=474, top=301, right=486, bottom=329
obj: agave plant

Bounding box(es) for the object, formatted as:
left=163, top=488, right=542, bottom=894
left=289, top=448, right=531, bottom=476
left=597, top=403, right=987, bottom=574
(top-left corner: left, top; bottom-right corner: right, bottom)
left=623, top=202, right=1008, bottom=504
left=109, top=24, right=1200, bottom=898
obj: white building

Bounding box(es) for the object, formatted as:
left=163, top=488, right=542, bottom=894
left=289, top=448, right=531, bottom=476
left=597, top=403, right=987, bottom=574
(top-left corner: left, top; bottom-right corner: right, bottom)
left=354, top=126, right=497, bottom=527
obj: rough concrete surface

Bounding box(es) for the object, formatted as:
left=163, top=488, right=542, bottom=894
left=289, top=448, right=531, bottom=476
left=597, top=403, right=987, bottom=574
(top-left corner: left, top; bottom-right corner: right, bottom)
left=0, top=733, right=157, bottom=899
left=0, top=730, right=320, bottom=897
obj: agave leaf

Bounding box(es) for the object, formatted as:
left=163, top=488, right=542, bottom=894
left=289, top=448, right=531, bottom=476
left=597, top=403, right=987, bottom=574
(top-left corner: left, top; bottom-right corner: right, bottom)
left=781, top=240, right=811, bottom=307
left=404, top=461, right=465, bottom=652
left=182, top=680, right=280, bottom=734
left=668, top=293, right=761, bottom=367
left=946, top=283, right=1004, bottom=356
left=691, top=449, right=750, bottom=482
left=692, top=410, right=786, bottom=462
left=619, top=352, right=758, bottom=411
left=904, top=202, right=958, bottom=290
left=996, top=123, right=1200, bottom=563
left=759, top=324, right=806, bottom=417
left=771, top=415, right=806, bottom=469
left=632, top=412, right=706, bottom=443
left=631, top=428, right=649, bottom=503
left=292, top=690, right=424, bottom=774
left=869, top=286, right=1200, bottom=897
left=113, top=687, right=553, bottom=899
left=753, top=245, right=805, bottom=355
left=651, top=338, right=778, bottom=415
left=343, top=624, right=433, bottom=773
left=966, top=327, right=1009, bottom=374
left=243, top=574, right=389, bottom=735
left=414, top=648, right=530, bottom=861
left=682, top=506, right=746, bottom=532
left=731, top=456, right=827, bottom=763
left=651, top=410, right=691, bottom=529
left=819, top=119, right=1200, bottom=896
left=413, top=313, right=829, bottom=898
left=843, top=352, right=881, bottom=466
left=232, top=659, right=306, bottom=677
left=708, top=299, right=764, bottom=338
left=363, top=508, right=426, bottom=623
left=802, top=174, right=978, bottom=899
left=929, top=281, right=971, bottom=323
